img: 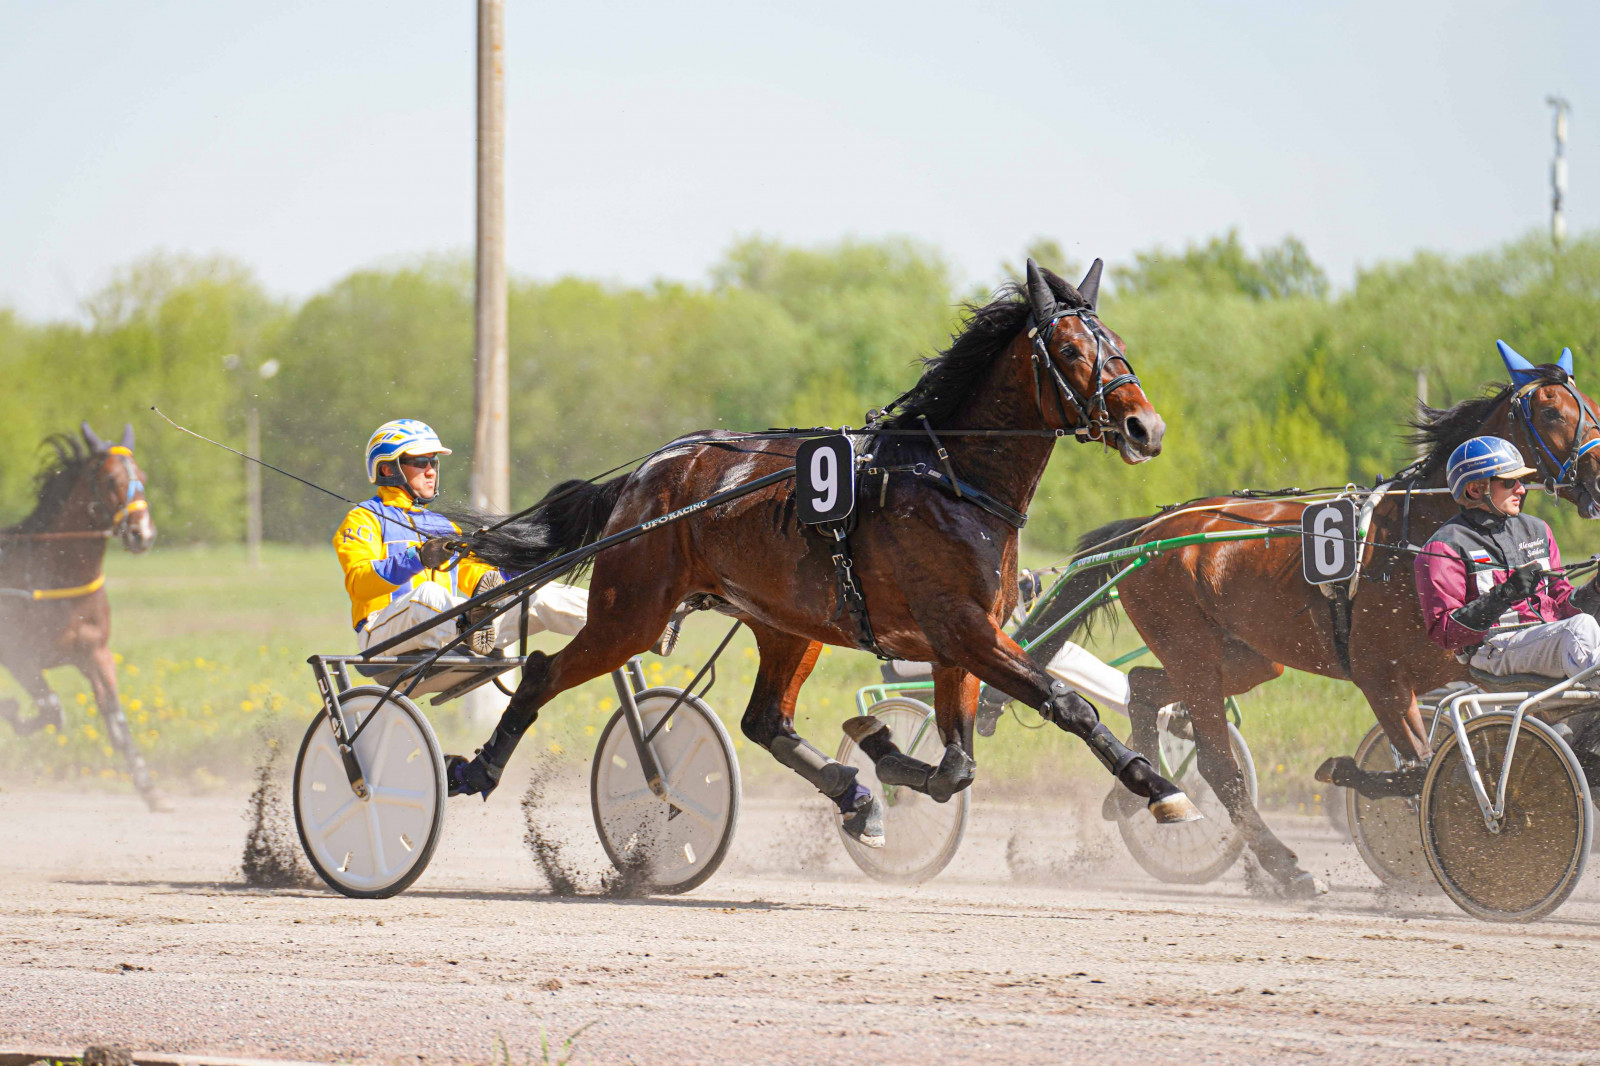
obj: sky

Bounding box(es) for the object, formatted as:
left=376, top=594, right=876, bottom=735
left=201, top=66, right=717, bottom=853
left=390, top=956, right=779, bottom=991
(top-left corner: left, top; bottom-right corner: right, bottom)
left=1, top=0, right=1596, bottom=321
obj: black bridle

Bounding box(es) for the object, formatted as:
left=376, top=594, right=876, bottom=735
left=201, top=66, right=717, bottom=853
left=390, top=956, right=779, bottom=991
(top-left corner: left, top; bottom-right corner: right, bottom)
left=1026, top=307, right=1142, bottom=442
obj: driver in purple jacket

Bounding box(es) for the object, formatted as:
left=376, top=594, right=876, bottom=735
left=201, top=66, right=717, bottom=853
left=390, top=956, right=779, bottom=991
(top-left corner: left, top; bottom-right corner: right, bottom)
left=1414, top=436, right=1600, bottom=679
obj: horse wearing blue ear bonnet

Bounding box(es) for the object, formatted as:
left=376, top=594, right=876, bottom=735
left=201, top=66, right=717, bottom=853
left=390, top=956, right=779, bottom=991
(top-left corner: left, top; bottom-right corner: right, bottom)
left=1497, top=339, right=1598, bottom=493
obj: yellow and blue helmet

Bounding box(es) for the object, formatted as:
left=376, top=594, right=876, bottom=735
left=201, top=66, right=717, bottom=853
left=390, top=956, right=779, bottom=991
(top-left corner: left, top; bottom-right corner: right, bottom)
left=365, top=419, right=452, bottom=485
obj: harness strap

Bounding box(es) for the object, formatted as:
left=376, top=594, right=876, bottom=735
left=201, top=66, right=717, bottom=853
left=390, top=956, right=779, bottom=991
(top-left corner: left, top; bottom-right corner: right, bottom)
left=865, top=463, right=1028, bottom=529
left=823, top=525, right=893, bottom=660
left=0, top=573, right=107, bottom=601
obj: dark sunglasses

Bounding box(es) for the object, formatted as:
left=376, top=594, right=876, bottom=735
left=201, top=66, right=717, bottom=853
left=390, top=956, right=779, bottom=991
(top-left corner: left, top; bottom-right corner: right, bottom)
left=399, top=455, right=440, bottom=470
left=1491, top=476, right=1527, bottom=489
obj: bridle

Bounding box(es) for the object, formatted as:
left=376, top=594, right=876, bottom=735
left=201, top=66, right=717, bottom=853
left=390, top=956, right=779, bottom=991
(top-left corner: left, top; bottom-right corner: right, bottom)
left=1507, top=376, right=1600, bottom=496
left=1025, top=306, right=1142, bottom=442
left=0, top=446, right=149, bottom=544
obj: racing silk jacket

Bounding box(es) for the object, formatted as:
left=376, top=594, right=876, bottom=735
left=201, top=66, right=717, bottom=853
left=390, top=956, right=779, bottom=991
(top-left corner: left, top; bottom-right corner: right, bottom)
left=1413, top=508, right=1579, bottom=652
left=333, top=486, right=501, bottom=630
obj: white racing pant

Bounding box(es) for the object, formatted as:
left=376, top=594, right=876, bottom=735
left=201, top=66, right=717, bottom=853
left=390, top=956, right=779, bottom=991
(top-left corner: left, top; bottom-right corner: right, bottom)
left=1468, top=614, right=1600, bottom=680
left=1045, top=641, right=1133, bottom=718
left=358, top=581, right=590, bottom=654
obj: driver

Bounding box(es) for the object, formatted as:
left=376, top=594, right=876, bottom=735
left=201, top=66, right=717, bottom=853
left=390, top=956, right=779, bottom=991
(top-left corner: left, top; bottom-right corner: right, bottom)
left=1414, top=435, right=1600, bottom=678
left=334, top=419, right=588, bottom=654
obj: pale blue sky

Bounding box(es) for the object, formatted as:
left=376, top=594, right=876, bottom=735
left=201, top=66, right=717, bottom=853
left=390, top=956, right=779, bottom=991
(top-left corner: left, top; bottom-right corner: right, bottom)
left=1, top=0, right=1594, bottom=320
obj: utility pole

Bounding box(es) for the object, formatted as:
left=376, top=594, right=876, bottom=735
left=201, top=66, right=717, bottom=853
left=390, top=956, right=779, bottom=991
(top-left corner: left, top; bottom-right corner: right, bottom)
left=1548, top=96, right=1571, bottom=248
left=472, top=0, right=510, bottom=514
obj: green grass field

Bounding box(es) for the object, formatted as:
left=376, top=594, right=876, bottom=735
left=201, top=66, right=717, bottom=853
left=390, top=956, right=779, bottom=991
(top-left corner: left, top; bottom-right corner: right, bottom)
left=0, top=543, right=1377, bottom=811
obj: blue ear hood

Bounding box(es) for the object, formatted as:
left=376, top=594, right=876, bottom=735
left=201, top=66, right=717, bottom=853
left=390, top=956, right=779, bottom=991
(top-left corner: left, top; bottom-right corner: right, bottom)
left=1559, top=347, right=1575, bottom=377
left=1498, top=339, right=1541, bottom=388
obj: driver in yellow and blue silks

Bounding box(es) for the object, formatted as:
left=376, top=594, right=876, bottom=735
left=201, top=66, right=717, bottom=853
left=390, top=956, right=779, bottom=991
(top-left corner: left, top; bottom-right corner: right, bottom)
left=334, top=419, right=589, bottom=654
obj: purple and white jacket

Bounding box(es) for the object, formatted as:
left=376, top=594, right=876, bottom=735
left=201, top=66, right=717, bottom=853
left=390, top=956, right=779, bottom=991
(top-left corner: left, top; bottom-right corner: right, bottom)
left=1413, top=509, right=1579, bottom=652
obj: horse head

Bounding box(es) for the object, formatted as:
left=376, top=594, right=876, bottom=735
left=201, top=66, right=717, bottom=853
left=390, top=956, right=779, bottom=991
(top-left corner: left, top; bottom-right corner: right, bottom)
left=1494, top=342, right=1600, bottom=519
left=1024, top=258, right=1164, bottom=464
left=82, top=421, right=157, bottom=552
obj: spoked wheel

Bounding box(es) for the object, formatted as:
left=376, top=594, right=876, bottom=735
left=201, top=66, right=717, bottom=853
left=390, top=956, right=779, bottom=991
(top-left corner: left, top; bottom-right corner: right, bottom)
left=1420, top=712, right=1592, bottom=922
left=1346, top=722, right=1434, bottom=888
left=835, top=697, right=969, bottom=884
left=293, top=686, right=447, bottom=899
left=1114, top=706, right=1255, bottom=884
left=590, top=688, right=740, bottom=895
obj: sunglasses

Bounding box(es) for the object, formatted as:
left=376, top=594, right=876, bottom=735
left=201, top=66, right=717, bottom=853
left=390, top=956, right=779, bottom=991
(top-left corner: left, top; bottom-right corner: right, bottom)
left=399, top=455, right=441, bottom=470
left=1491, top=476, right=1527, bottom=489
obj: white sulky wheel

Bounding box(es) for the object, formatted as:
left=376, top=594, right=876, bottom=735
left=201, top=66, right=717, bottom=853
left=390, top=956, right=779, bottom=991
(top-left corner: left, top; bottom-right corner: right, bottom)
left=835, top=697, right=970, bottom=884
left=1420, top=711, right=1592, bottom=922
left=293, top=686, right=447, bottom=899
left=590, top=688, right=741, bottom=895
left=1114, top=706, right=1255, bottom=884
left=1346, top=722, right=1434, bottom=888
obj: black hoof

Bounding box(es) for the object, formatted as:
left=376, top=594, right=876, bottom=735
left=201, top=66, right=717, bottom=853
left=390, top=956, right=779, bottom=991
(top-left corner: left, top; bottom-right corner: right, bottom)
left=925, top=743, right=976, bottom=804
left=446, top=754, right=499, bottom=800
left=841, top=792, right=884, bottom=848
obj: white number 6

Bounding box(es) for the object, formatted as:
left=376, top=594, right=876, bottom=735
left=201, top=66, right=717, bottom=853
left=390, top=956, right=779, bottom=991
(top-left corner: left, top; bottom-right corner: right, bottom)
left=1314, top=506, right=1345, bottom=576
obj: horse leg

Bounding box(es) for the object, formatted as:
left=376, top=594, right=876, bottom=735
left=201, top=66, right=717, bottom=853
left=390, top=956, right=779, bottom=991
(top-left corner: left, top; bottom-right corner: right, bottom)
left=1180, top=649, right=1320, bottom=896
left=911, top=605, right=1198, bottom=822
left=1316, top=679, right=1430, bottom=800
left=743, top=624, right=884, bottom=847
left=449, top=565, right=688, bottom=799
left=1099, top=665, right=1175, bottom=820
left=0, top=663, right=66, bottom=737
left=80, top=645, right=170, bottom=813
left=843, top=667, right=977, bottom=803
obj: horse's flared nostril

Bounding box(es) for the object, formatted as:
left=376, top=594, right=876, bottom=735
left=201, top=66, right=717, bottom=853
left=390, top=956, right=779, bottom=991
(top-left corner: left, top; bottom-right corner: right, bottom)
left=1125, top=413, right=1165, bottom=456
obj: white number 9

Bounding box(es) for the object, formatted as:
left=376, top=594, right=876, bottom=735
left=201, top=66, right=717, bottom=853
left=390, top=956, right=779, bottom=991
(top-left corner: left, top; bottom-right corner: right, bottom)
left=810, top=447, right=837, bottom=512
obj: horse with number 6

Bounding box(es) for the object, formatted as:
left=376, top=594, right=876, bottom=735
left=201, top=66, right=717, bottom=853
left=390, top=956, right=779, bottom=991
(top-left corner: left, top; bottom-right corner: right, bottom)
left=1026, top=343, right=1600, bottom=896
left=446, top=258, right=1205, bottom=843
left=0, top=423, right=163, bottom=809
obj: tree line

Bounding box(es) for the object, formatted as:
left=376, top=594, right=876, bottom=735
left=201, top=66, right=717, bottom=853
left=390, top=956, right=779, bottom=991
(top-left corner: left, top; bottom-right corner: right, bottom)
left=4, top=229, right=1599, bottom=554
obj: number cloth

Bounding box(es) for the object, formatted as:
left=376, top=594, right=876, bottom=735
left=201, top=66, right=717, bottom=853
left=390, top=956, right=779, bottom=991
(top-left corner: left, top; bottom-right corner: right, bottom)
left=1413, top=508, right=1580, bottom=653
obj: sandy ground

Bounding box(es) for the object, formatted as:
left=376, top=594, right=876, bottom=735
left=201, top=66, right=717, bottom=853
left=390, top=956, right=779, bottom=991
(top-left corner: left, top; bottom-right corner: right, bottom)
left=5, top=770, right=1600, bottom=1066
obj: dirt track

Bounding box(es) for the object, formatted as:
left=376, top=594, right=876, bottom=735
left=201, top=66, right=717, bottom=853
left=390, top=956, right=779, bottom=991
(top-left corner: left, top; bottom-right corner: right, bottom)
left=4, top=773, right=1600, bottom=1066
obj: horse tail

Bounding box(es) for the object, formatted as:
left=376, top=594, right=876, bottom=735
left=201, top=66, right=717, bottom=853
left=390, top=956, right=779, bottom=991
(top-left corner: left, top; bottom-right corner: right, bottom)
left=1013, top=514, right=1155, bottom=664
left=451, top=475, right=630, bottom=575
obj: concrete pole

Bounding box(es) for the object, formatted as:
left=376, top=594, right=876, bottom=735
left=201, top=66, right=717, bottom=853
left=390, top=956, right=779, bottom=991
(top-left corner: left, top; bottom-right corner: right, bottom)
left=246, top=405, right=262, bottom=567
left=472, top=0, right=510, bottom=514
left=1548, top=96, right=1571, bottom=248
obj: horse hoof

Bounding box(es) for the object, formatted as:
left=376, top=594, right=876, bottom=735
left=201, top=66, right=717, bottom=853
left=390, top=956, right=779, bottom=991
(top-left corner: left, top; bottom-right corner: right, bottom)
left=1285, top=871, right=1328, bottom=899
left=1314, top=756, right=1353, bottom=786
left=841, top=794, right=884, bottom=849
left=925, top=743, right=976, bottom=804
left=841, top=715, right=888, bottom=743
left=1148, top=791, right=1203, bottom=824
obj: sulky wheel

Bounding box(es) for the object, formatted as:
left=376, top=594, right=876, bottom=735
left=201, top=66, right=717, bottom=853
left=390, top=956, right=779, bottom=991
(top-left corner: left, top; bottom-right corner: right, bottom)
left=293, top=686, right=447, bottom=899
left=1420, top=711, right=1592, bottom=922
left=1115, top=707, right=1255, bottom=884
left=1346, top=722, right=1434, bottom=888
left=590, top=688, right=741, bottom=895
left=835, top=697, right=970, bottom=884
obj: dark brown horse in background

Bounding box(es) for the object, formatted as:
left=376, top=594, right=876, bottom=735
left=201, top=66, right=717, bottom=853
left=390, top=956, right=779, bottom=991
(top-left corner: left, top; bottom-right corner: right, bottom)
left=0, top=424, right=162, bottom=810
left=1028, top=361, right=1600, bottom=894
left=448, top=259, right=1204, bottom=830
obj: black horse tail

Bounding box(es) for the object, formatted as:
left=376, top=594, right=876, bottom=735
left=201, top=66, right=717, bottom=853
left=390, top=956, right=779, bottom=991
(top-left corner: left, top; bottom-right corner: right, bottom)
left=450, top=475, right=630, bottom=575
left=1014, top=514, right=1155, bottom=665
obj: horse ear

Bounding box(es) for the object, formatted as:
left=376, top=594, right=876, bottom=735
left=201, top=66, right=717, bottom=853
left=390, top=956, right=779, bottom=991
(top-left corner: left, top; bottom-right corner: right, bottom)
left=1497, top=340, right=1541, bottom=388
left=80, top=422, right=105, bottom=452
left=1025, top=258, right=1058, bottom=324
left=1078, top=258, right=1104, bottom=310
left=1559, top=347, right=1575, bottom=378
left=120, top=423, right=135, bottom=450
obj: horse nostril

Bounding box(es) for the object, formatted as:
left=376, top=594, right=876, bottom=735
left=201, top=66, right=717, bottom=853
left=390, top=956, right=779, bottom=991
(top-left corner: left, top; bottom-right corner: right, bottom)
left=1124, top=416, right=1149, bottom=445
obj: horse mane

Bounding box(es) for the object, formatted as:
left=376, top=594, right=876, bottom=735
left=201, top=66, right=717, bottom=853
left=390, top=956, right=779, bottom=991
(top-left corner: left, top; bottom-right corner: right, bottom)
left=1406, top=365, right=1568, bottom=478
left=7, top=435, right=93, bottom=533
left=878, top=273, right=1088, bottom=430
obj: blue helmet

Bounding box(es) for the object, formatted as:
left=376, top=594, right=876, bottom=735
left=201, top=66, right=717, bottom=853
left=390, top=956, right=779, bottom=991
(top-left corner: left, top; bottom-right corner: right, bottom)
left=365, top=419, right=452, bottom=484
left=1446, top=436, right=1536, bottom=502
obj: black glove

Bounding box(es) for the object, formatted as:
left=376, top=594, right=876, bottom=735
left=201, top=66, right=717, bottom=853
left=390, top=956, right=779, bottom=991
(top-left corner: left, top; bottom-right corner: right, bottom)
left=1450, top=561, right=1545, bottom=632
left=418, top=536, right=455, bottom=570
left=1573, top=572, right=1600, bottom=616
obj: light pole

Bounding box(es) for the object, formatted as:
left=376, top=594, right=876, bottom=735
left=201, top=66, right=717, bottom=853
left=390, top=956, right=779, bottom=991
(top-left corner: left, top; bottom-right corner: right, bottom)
left=225, top=354, right=280, bottom=567
left=1548, top=95, right=1571, bottom=248
left=472, top=0, right=510, bottom=514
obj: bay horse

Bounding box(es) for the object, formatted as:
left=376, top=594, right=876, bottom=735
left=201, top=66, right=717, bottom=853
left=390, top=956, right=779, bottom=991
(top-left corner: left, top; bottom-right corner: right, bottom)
left=0, top=424, right=162, bottom=810
left=448, top=260, right=1205, bottom=834
left=1026, top=353, right=1600, bottom=895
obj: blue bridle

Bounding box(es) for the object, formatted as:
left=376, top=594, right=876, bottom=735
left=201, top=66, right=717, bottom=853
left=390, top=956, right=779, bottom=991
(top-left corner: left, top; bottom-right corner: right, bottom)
left=1509, top=377, right=1600, bottom=493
